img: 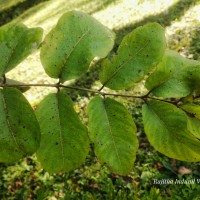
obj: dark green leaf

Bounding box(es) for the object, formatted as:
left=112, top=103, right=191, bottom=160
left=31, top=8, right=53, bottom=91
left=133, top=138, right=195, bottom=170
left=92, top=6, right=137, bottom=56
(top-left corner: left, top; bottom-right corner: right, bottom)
left=40, top=10, right=115, bottom=82
left=146, top=50, right=200, bottom=98
left=36, top=92, right=89, bottom=173
left=0, top=88, right=41, bottom=163
left=142, top=100, right=200, bottom=162
left=0, top=23, right=43, bottom=76
left=99, top=23, right=166, bottom=90
left=87, top=96, right=138, bottom=175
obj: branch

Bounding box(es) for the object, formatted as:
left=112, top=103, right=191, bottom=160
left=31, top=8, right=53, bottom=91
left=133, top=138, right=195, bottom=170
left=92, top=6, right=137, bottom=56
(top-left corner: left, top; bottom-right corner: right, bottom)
left=0, top=82, right=178, bottom=104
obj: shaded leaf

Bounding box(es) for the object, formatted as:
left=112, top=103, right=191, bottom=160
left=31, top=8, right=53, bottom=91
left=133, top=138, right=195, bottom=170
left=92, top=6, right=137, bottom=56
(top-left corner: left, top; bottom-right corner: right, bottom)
left=0, top=77, right=30, bottom=93
left=142, top=100, right=200, bottom=162
left=0, top=88, right=40, bottom=163
left=40, top=10, right=115, bottom=82
left=99, top=23, right=166, bottom=90
left=87, top=96, right=138, bottom=175
left=36, top=92, right=89, bottom=173
left=146, top=50, right=200, bottom=98
left=0, top=23, right=43, bottom=77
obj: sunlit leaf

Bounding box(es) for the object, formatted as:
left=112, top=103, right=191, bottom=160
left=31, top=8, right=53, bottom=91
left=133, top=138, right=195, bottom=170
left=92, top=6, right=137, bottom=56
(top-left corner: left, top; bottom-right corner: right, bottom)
left=40, top=10, right=115, bottom=82
left=87, top=96, right=138, bottom=175
left=0, top=23, right=43, bottom=76
left=0, top=88, right=40, bottom=163
left=36, top=92, right=89, bottom=173
left=142, top=100, right=200, bottom=162
left=99, top=22, right=166, bottom=90
left=146, top=50, right=200, bottom=98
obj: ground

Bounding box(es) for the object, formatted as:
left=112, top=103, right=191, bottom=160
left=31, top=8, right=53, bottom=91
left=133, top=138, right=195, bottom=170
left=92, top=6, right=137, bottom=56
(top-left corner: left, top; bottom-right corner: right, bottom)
left=0, top=0, right=200, bottom=199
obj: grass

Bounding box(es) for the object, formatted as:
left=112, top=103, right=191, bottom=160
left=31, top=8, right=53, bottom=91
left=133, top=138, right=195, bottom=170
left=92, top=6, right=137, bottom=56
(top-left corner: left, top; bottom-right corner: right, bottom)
left=1, top=0, right=200, bottom=199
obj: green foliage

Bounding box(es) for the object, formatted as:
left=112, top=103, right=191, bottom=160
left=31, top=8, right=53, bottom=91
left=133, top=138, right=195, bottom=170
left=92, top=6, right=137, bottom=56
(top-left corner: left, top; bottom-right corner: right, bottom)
left=0, top=88, right=40, bottom=163
left=142, top=100, right=200, bottom=162
left=99, top=22, right=166, bottom=90
left=87, top=96, right=138, bottom=175
left=0, top=10, right=200, bottom=175
left=36, top=92, right=89, bottom=173
left=146, top=50, right=200, bottom=98
left=180, top=103, right=200, bottom=139
left=40, top=10, right=115, bottom=83
left=0, top=23, right=43, bottom=77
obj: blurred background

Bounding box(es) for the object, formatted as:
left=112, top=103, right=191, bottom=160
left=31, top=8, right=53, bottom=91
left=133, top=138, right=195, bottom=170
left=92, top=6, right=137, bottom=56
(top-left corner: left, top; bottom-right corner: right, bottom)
left=0, top=0, right=200, bottom=199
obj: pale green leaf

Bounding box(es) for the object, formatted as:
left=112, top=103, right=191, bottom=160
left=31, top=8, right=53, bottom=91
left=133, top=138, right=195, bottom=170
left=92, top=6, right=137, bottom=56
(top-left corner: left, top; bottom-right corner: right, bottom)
left=40, top=10, right=115, bottom=82
left=87, top=96, right=138, bottom=175
left=146, top=50, right=200, bottom=98
left=99, top=22, right=166, bottom=90
left=0, top=88, right=41, bottom=163
left=142, top=100, right=200, bottom=162
left=36, top=92, right=89, bottom=173
left=0, top=77, right=30, bottom=93
left=0, top=23, right=43, bottom=77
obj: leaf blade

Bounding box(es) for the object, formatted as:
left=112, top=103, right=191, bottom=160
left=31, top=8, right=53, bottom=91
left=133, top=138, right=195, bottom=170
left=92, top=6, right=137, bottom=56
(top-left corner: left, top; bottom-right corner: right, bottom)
left=100, top=22, right=166, bottom=90
left=146, top=50, right=200, bottom=98
left=0, top=88, right=41, bottom=163
left=40, top=10, right=115, bottom=82
left=36, top=92, right=89, bottom=173
left=142, top=100, right=200, bottom=162
left=0, top=23, right=43, bottom=76
left=87, top=96, right=138, bottom=175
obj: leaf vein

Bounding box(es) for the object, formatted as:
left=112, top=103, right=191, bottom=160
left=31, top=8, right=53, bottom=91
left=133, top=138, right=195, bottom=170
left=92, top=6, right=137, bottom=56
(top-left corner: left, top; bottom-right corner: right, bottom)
left=102, top=100, right=122, bottom=169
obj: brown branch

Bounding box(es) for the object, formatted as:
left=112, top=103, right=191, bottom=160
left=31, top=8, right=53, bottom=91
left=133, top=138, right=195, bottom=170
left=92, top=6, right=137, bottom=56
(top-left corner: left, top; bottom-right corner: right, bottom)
left=0, top=82, right=179, bottom=104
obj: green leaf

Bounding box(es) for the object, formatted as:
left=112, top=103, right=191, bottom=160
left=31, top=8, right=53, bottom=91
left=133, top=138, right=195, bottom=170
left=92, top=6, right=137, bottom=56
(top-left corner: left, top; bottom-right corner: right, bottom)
left=142, top=100, right=200, bottom=162
left=0, top=87, right=40, bottom=163
left=180, top=103, right=200, bottom=120
left=146, top=50, right=200, bottom=98
left=87, top=96, right=138, bottom=175
left=0, top=23, right=43, bottom=77
left=187, top=117, right=200, bottom=139
left=40, top=10, right=115, bottom=82
left=180, top=103, right=200, bottom=139
left=36, top=92, right=89, bottom=173
left=0, top=77, right=30, bottom=93
left=99, top=22, right=166, bottom=90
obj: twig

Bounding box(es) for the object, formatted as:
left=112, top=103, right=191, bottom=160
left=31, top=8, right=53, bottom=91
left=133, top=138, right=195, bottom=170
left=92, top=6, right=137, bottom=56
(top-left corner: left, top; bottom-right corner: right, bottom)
left=0, top=82, right=179, bottom=104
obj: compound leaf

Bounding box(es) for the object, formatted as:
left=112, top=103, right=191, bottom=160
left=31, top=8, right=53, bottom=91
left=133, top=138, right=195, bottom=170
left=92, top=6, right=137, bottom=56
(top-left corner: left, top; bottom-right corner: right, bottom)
left=142, top=100, right=200, bottom=162
left=0, top=88, right=40, bottom=163
left=36, top=92, right=89, bottom=173
left=0, top=23, right=43, bottom=77
left=40, top=10, right=115, bottom=82
left=99, top=22, right=166, bottom=90
left=87, top=96, right=138, bottom=175
left=146, top=50, right=200, bottom=98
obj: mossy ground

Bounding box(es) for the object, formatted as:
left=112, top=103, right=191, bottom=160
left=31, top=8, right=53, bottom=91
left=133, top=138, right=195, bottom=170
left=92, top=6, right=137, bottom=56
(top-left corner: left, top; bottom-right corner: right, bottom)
left=1, top=0, right=200, bottom=199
